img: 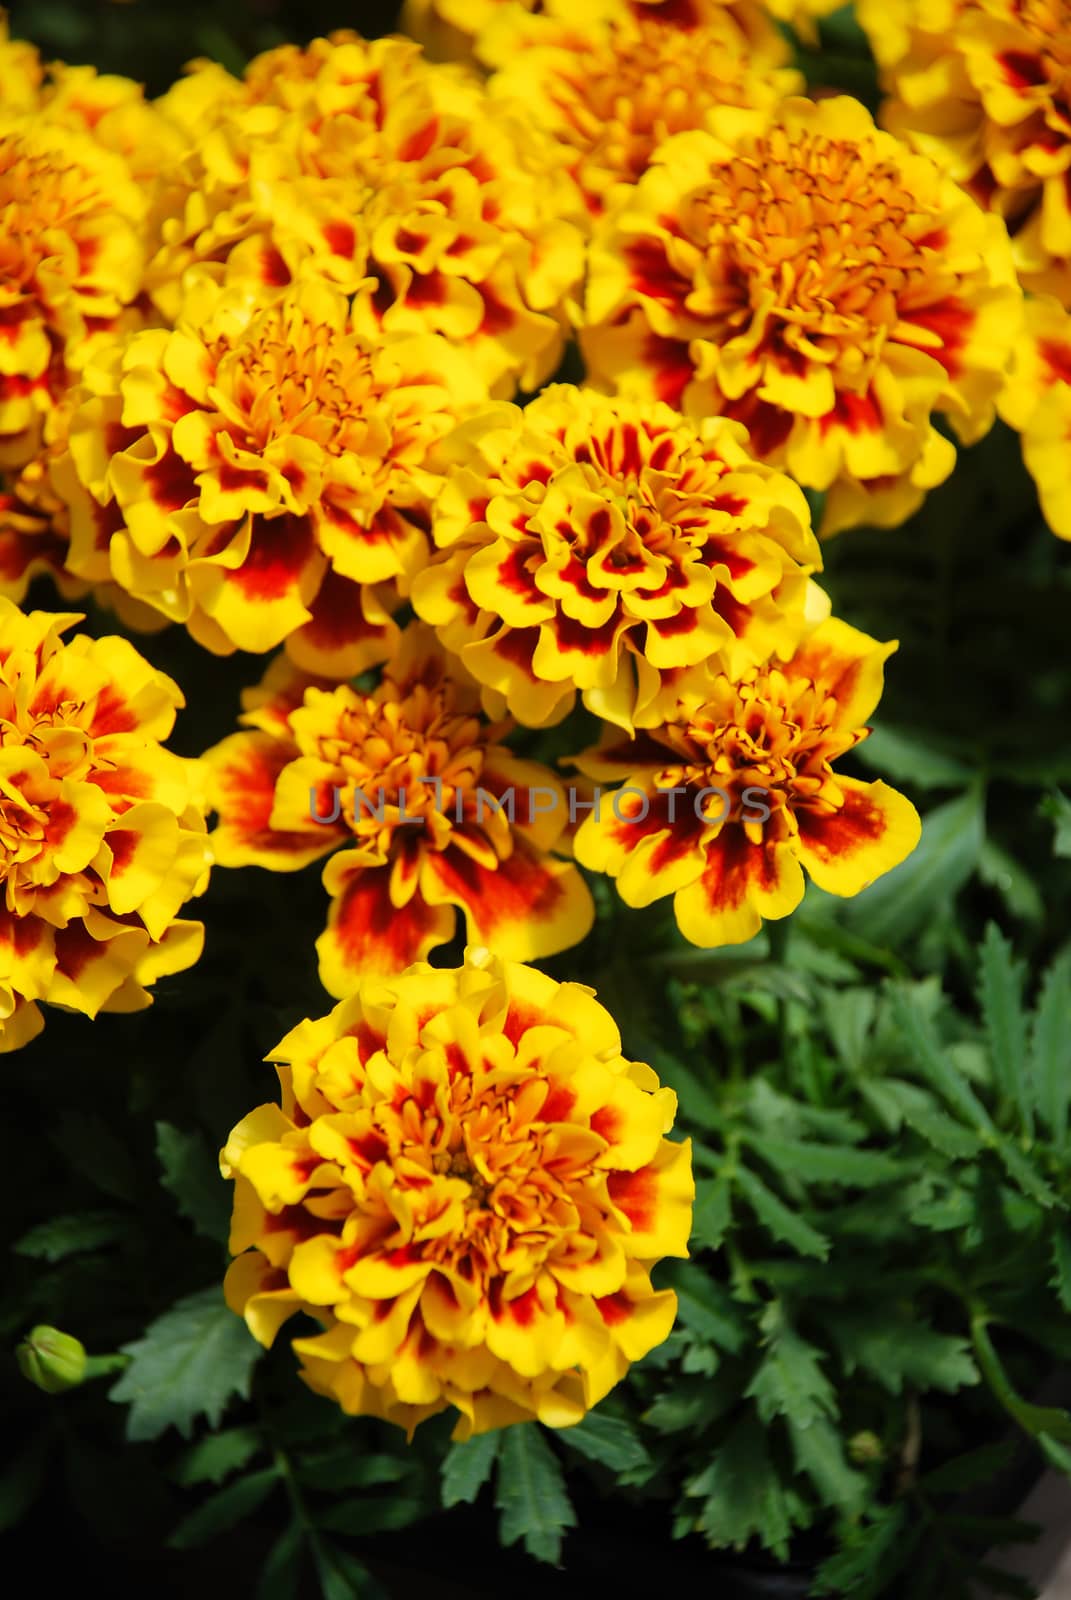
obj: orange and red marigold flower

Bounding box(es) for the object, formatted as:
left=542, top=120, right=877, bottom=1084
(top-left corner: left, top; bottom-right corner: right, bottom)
left=859, top=0, right=1071, bottom=306
left=0, top=598, right=210, bottom=1052
left=56, top=277, right=488, bottom=674
left=571, top=618, right=921, bottom=946
left=204, top=623, right=594, bottom=994
left=997, top=292, right=1071, bottom=539
left=411, top=386, right=821, bottom=733
left=581, top=95, right=1023, bottom=535
left=222, top=945, right=694, bottom=1438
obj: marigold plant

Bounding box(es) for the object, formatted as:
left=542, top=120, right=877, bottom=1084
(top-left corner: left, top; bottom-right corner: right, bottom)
left=222, top=945, right=694, bottom=1438
left=146, top=31, right=583, bottom=399
left=411, top=387, right=821, bottom=732
left=571, top=617, right=921, bottom=945
left=56, top=278, right=487, bottom=671
left=205, top=624, right=593, bottom=992
left=858, top=0, right=1071, bottom=305
left=997, top=293, right=1071, bottom=539
left=581, top=94, right=1023, bottom=535
left=0, top=598, right=210, bottom=1052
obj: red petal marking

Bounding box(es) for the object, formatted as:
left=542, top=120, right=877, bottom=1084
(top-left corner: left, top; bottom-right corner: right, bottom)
left=904, top=301, right=974, bottom=380
left=90, top=685, right=140, bottom=736
left=263, top=1204, right=339, bottom=1242
left=722, top=392, right=793, bottom=456
left=553, top=610, right=622, bottom=655
left=43, top=800, right=76, bottom=852
left=348, top=1130, right=389, bottom=1166
left=696, top=821, right=779, bottom=911
left=233, top=514, right=316, bottom=600
left=595, top=1289, right=632, bottom=1326
left=398, top=119, right=439, bottom=162
left=145, top=450, right=195, bottom=512
left=405, top=274, right=445, bottom=309
left=607, top=1165, right=657, bottom=1231
left=497, top=546, right=539, bottom=597
left=430, top=838, right=567, bottom=934
left=626, top=240, right=691, bottom=307
left=479, top=285, right=515, bottom=336
left=999, top=50, right=1047, bottom=89
left=1039, top=338, right=1071, bottom=386
left=331, top=867, right=450, bottom=974
left=52, top=920, right=101, bottom=981
left=0, top=527, right=68, bottom=581
left=502, top=1002, right=541, bottom=1047
left=649, top=606, right=699, bottom=639
left=218, top=462, right=270, bottom=496
left=322, top=222, right=356, bottom=257
left=542, top=1083, right=577, bottom=1122
left=796, top=786, right=888, bottom=860
left=107, top=829, right=139, bottom=876
left=302, top=569, right=380, bottom=649
left=819, top=389, right=883, bottom=437
left=504, top=1285, right=539, bottom=1327
left=590, top=1105, right=621, bottom=1141
left=353, top=1019, right=386, bottom=1062
left=490, top=622, right=541, bottom=670
left=260, top=246, right=291, bottom=287
left=639, top=0, right=700, bottom=26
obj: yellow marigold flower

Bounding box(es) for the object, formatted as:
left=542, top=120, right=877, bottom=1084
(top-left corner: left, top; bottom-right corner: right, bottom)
left=411, top=386, right=821, bottom=733
left=479, top=0, right=801, bottom=222
left=997, top=293, right=1071, bottom=538
left=56, top=277, right=486, bottom=672
left=221, top=945, right=693, bottom=1437
left=571, top=617, right=921, bottom=946
left=581, top=96, right=1023, bottom=535
left=859, top=0, right=1071, bottom=305
left=0, top=111, right=146, bottom=472
left=206, top=623, right=593, bottom=993
left=147, top=32, right=583, bottom=398
left=0, top=598, right=210, bottom=1052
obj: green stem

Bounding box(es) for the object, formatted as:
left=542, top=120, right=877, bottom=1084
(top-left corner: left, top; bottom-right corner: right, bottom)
left=970, top=1310, right=1071, bottom=1444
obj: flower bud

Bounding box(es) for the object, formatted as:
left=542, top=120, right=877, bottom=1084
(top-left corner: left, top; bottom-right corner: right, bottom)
left=848, top=1430, right=884, bottom=1465
left=17, top=1326, right=87, bottom=1393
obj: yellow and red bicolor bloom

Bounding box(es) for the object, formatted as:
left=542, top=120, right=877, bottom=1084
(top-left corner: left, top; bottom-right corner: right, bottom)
left=146, top=32, right=584, bottom=399
left=0, top=598, right=210, bottom=1052
left=859, top=0, right=1071, bottom=306
left=204, top=623, right=594, bottom=994
left=581, top=95, right=1023, bottom=536
left=570, top=617, right=921, bottom=946
left=55, top=277, right=486, bottom=673
left=411, top=387, right=821, bottom=734
left=479, top=1, right=800, bottom=222
left=997, top=293, right=1071, bottom=539
left=222, top=945, right=693, bottom=1437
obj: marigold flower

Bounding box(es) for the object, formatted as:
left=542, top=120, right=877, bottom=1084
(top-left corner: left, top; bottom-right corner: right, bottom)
left=411, top=386, right=820, bottom=733
left=56, top=277, right=486, bottom=671
left=581, top=96, right=1023, bottom=535
left=479, top=2, right=800, bottom=221
left=205, top=624, right=594, bottom=992
left=859, top=0, right=1071, bottom=305
left=0, top=598, right=210, bottom=1052
left=146, top=32, right=583, bottom=398
left=222, top=945, right=693, bottom=1437
left=997, top=293, right=1071, bottom=539
left=571, top=617, right=921, bottom=945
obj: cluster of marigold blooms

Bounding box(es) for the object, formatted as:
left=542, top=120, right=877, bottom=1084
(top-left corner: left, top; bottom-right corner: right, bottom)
left=3, top=0, right=1069, bottom=1437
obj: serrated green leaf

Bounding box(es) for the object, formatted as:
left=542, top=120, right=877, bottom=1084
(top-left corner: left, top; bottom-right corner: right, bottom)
left=888, top=987, right=996, bottom=1135
left=155, top=1121, right=232, bottom=1242
left=746, top=1132, right=906, bottom=1187
left=787, top=1415, right=868, bottom=1514
left=843, top=787, right=984, bottom=947
left=1053, top=1231, right=1071, bottom=1315
left=168, top=1466, right=278, bottom=1549
left=733, top=1166, right=829, bottom=1259
left=814, top=1504, right=917, bottom=1598
left=257, top=1521, right=304, bottom=1600
left=827, top=1312, right=978, bottom=1395
left=316, top=1495, right=425, bottom=1536
left=557, top=1413, right=650, bottom=1473
left=661, top=1261, right=750, bottom=1353
left=441, top=1432, right=500, bottom=1507
left=495, top=1426, right=576, bottom=1565
left=300, top=1450, right=411, bottom=1494
left=110, top=1287, right=262, bottom=1441
left=745, top=1302, right=836, bottom=1428
left=977, top=840, right=1044, bottom=923
left=173, top=1426, right=261, bottom=1487
left=820, top=987, right=877, bottom=1072
left=643, top=1374, right=738, bottom=1434
left=690, top=1176, right=731, bottom=1251
left=978, top=924, right=1031, bottom=1126
left=14, top=1209, right=131, bottom=1262
left=1030, top=953, right=1071, bottom=1145
left=882, top=1081, right=984, bottom=1160
left=687, top=1412, right=797, bottom=1558
left=994, top=1136, right=1059, bottom=1210
left=312, top=1540, right=386, bottom=1600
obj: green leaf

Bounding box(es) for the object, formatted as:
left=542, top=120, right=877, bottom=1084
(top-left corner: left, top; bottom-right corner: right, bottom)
left=662, top=1262, right=750, bottom=1354
left=14, top=1209, right=130, bottom=1262
left=494, top=1426, right=576, bottom=1565
left=690, top=1176, right=731, bottom=1251
left=110, top=1287, right=262, bottom=1441
left=316, top=1495, right=426, bottom=1536
left=173, top=1427, right=261, bottom=1487
left=257, top=1521, right=304, bottom=1600
left=853, top=725, right=973, bottom=791
left=995, top=1136, right=1059, bottom=1210
left=820, top=987, right=877, bottom=1072
left=744, top=1302, right=836, bottom=1428
left=733, top=1166, right=829, bottom=1259
left=1040, top=790, right=1071, bottom=857
left=977, top=840, right=1044, bottom=923
left=312, top=1541, right=385, bottom=1600
left=746, top=1133, right=906, bottom=1187
left=1053, top=1231, right=1071, bottom=1315
left=827, top=1312, right=978, bottom=1395
left=557, top=1413, right=650, bottom=1474
left=978, top=924, right=1031, bottom=1125
left=843, top=787, right=984, bottom=947
left=881, top=1081, right=984, bottom=1160
left=168, top=1466, right=279, bottom=1549
left=1031, top=953, right=1071, bottom=1144
left=687, top=1413, right=797, bottom=1558
left=644, top=1374, right=738, bottom=1434
left=441, top=1432, right=500, bottom=1507
left=972, top=1318, right=1071, bottom=1444
left=155, top=1121, right=232, bottom=1242
left=787, top=1416, right=868, bottom=1514
left=300, top=1450, right=412, bottom=1494
left=888, top=986, right=996, bottom=1135
left=814, top=1504, right=919, bottom=1599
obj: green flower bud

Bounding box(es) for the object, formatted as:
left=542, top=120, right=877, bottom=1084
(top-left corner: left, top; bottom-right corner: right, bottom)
left=848, top=1430, right=884, bottom=1465
left=17, top=1326, right=87, bottom=1393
